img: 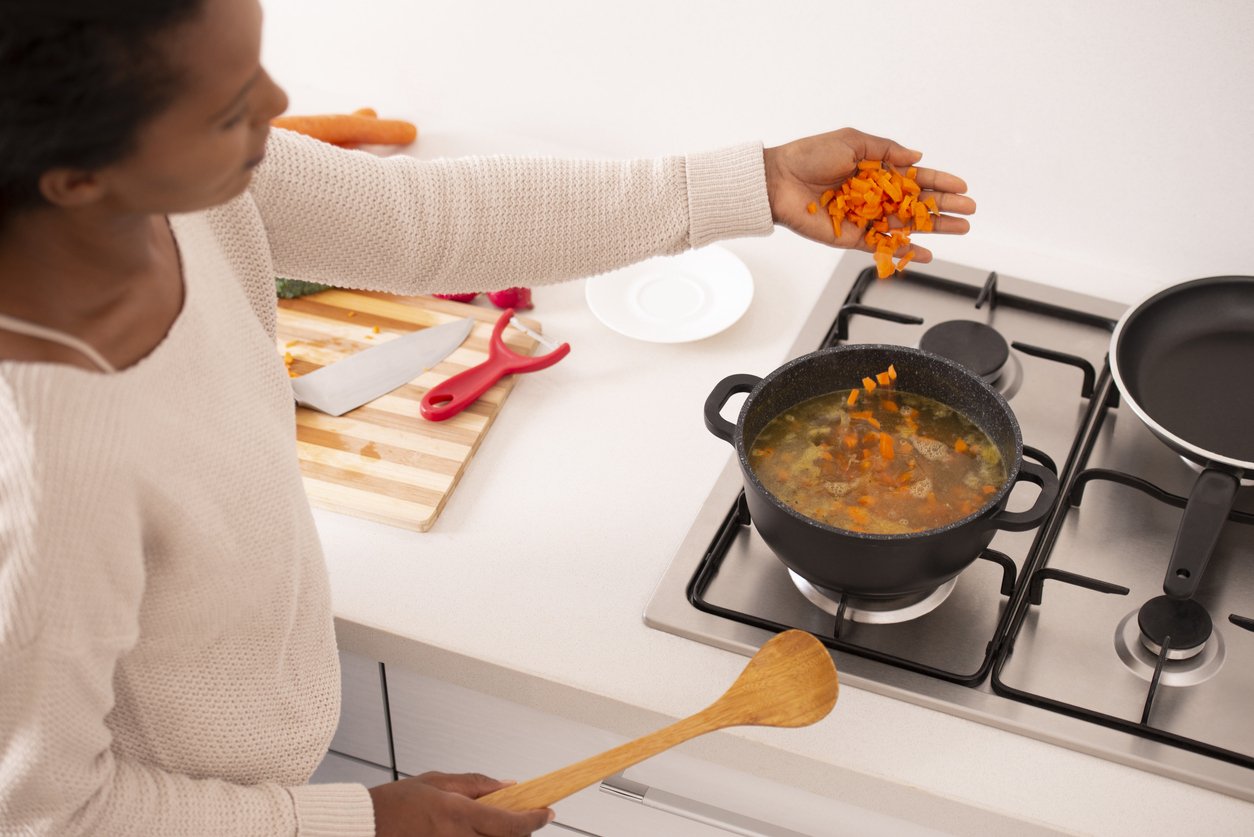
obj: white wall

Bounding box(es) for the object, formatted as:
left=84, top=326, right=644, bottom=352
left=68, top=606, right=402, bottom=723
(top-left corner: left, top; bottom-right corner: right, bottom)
left=259, top=0, right=1254, bottom=302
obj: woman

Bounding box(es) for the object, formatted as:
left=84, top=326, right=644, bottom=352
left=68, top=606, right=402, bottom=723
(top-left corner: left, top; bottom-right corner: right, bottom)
left=0, top=0, right=974, bottom=835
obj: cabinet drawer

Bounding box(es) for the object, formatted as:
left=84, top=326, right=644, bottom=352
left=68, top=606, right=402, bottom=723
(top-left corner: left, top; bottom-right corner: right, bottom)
left=386, top=666, right=951, bottom=837
left=387, top=668, right=794, bottom=836
left=331, top=650, right=392, bottom=767
left=309, top=750, right=393, bottom=788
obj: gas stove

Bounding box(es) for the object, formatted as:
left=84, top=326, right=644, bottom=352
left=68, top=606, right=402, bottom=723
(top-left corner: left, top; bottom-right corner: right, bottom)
left=644, top=254, right=1254, bottom=801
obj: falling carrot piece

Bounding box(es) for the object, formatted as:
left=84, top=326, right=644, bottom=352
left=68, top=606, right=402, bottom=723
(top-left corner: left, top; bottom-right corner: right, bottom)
left=888, top=364, right=897, bottom=380
left=862, top=376, right=877, bottom=393
left=847, top=388, right=860, bottom=406
left=876, top=371, right=892, bottom=387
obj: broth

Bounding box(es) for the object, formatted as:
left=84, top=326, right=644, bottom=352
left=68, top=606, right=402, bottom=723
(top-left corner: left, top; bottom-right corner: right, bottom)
left=749, top=388, right=1006, bottom=534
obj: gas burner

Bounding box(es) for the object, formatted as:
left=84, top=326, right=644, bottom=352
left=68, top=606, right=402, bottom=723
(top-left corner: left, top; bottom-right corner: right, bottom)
left=1137, top=595, right=1213, bottom=660
left=919, top=320, right=1009, bottom=381
left=917, top=320, right=1023, bottom=400
left=788, top=569, right=957, bottom=624
left=1115, top=607, right=1225, bottom=687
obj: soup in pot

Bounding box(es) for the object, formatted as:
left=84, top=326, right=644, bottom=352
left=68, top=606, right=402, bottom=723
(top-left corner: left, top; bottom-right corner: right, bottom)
left=749, top=388, right=1005, bottom=534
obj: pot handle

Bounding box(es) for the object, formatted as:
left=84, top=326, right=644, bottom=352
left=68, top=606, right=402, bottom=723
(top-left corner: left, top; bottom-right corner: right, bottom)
left=1163, top=467, right=1241, bottom=599
left=703, top=374, right=761, bottom=445
left=990, top=459, right=1060, bottom=532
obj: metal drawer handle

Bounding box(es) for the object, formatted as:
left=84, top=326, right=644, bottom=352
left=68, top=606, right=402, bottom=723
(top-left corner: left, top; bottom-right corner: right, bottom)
left=600, top=772, right=812, bottom=837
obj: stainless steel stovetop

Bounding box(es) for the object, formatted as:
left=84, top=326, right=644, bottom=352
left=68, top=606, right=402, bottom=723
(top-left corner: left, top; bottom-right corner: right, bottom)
left=645, top=254, right=1254, bottom=801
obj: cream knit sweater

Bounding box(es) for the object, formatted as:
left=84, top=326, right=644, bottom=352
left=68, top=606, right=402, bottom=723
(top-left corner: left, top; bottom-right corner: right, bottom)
left=0, top=128, right=772, bottom=835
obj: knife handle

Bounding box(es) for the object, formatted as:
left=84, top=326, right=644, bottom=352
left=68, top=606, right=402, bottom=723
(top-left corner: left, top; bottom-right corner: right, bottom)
left=420, top=308, right=569, bottom=421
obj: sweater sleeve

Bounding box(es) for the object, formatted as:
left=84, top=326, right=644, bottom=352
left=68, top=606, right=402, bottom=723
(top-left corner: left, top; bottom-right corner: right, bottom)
left=248, top=128, right=773, bottom=296
left=0, top=377, right=374, bottom=837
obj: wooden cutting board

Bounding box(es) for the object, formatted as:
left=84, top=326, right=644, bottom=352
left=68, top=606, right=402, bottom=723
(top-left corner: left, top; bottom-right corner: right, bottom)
left=275, top=289, right=541, bottom=532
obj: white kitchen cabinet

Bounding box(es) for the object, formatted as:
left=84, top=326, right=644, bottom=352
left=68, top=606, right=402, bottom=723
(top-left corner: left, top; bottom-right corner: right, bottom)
left=309, top=750, right=393, bottom=788
left=385, top=664, right=947, bottom=837
left=330, top=650, right=393, bottom=770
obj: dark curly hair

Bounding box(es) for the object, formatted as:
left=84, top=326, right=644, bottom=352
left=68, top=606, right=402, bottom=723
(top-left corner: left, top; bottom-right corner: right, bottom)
left=0, top=0, right=204, bottom=226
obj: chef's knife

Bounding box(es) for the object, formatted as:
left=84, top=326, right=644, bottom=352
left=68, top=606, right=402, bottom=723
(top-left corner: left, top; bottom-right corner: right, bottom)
left=291, top=316, right=475, bottom=416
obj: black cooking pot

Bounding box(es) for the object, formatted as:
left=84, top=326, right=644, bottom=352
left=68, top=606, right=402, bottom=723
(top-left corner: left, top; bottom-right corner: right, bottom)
left=704, top=344, right=1058, bottom=598
left=1110, top=275, right=1254, bottom=600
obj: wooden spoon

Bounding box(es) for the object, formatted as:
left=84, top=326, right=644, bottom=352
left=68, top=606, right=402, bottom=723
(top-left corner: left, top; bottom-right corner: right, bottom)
left=479, top=629, right=839, bottom=812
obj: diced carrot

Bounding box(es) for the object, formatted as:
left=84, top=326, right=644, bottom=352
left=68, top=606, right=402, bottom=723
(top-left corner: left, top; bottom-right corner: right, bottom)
left=982, top=484, right=997, bottom=495
left=843, top=434, right=858, bottom=449
left=808, top=160, right=939, bottom=278
left=954, top=438, right=969, bottom=453
left=879, top=434, right=895, bottom=460
left=888, top=364, right=897, bottom=380
left=876, top=371, right=892, bottom=386
left=862, top=377, right=877, bottom=393
left=807, top=202, right=818, bottom=214
left=883, top=400, right=899, bottom=412
left=847, top=388, right=860, bottom=406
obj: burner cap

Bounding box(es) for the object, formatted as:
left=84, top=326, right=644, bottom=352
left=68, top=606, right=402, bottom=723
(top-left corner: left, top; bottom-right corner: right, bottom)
left=919, top=320, right=1009, bottom=380
left=1137, top=595, right=1213, bottom=660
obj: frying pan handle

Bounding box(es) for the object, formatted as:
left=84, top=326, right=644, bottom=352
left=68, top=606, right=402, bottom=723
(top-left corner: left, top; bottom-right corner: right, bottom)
left=1163, top=468, right=1241, bottom=599
left=703, top=374, right=761, bottom=445
left=991, top=459, right=1059, bottom=532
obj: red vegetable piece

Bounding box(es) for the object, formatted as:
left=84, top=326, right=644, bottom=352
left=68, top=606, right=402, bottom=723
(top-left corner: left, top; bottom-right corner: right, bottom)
left=486, top=287, right=534, bottom=310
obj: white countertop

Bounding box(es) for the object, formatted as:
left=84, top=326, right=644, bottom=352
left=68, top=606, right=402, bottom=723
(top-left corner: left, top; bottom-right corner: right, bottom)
left=255, top=1, right=1254, bottom=829
left=315, top=212, right=1253, bottom=836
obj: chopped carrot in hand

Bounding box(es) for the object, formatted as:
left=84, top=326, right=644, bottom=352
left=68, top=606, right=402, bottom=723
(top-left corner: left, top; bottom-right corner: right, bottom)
left=816, top=161, right=940, bottom=278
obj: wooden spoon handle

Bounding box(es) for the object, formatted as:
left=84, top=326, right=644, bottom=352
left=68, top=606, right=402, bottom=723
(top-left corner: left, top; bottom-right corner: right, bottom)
left=479, top=710, right=721, bottom=812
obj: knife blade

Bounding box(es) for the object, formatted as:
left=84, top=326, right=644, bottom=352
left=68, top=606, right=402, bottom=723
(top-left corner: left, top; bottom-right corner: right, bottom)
left=290, top=316, right=475, bottom=416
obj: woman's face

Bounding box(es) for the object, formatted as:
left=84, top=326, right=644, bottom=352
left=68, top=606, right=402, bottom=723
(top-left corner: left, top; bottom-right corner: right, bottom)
left=93, top=0, right=288, bottom=216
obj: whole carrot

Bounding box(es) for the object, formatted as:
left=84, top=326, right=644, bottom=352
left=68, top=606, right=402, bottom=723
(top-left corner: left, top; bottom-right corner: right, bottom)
left=271, top=113, right=417, bottom=146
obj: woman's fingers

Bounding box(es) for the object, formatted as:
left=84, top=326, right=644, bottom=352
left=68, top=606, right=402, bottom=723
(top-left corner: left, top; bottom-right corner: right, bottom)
left=920, top=189, right=976, bottom=215
left=910, top=167, right=970, bottom=196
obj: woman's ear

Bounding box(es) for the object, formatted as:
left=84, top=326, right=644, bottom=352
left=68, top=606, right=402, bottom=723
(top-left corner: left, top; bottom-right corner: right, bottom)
left=38, top=168, right=106, bottom=209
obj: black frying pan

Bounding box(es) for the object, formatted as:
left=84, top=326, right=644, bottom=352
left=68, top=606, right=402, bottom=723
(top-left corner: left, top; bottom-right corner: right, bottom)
left=1110, top=275, right=1254, bottom=599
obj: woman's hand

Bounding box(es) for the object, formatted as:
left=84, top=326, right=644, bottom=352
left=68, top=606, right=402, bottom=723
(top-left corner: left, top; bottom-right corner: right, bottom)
left=763, top=128, right=975, bottom=264
left=370, top=772, right=554, bottom=836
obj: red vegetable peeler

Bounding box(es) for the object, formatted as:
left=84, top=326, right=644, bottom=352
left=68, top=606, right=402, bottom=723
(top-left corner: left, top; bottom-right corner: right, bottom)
left=420, top=308, right=570, bottom=421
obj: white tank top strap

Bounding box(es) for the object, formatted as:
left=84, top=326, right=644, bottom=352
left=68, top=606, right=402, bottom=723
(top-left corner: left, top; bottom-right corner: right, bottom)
left=0, top=312, right=117, bottom=373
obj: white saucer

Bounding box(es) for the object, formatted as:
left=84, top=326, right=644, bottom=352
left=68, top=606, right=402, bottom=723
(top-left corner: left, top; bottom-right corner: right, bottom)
left=584, top=245, right=754, bottom=343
